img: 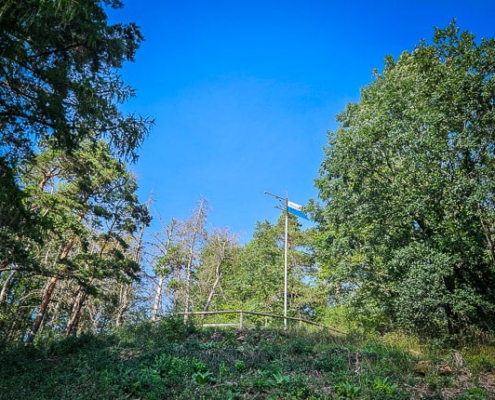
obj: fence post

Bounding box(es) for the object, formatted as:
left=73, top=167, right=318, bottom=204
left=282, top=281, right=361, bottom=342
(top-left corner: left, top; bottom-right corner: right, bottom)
left=239, top=311, right=244, bottom=329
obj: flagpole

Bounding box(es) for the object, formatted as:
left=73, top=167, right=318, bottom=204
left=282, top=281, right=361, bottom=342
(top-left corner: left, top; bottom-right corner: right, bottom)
left=284, top=191, right=288, bottom=331
left=265, top=190, right=300, bottom=331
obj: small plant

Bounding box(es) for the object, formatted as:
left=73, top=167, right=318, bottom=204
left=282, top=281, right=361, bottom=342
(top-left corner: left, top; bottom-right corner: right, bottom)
left=335, top=381, right=361, bottom=399
left=268, top=371, right=291, bottom=386
left=219, top=361, right=230, bottom=377
left=235, top=360, right=246, bottom=373
left=373, top=376, right=398, bottom=395
left=226, top=388, right=242, bottom=399
left=192, top=371, right=215, bottom=385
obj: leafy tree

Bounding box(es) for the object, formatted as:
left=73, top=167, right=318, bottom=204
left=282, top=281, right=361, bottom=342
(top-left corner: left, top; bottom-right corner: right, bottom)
left=225, top=220, right=284, bottom=317
left=0, top=0, right=152, bottom=273
left=312, top=22, right=495, bottom=338
left=214, top=215, right=319, bottom=324
left=0, top=158, right=42, bottom=272
left=0, top=0, right=150, bottom=162
left=3, top=139, right=151, bottom=342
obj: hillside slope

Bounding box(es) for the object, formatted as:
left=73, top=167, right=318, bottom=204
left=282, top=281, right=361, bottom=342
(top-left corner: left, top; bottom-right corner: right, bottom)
left=1, top=318, right=494, bottom=399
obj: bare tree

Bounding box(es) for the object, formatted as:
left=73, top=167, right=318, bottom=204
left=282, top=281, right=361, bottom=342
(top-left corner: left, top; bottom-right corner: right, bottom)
left=182, top=199, right=208, bottom=321
left=196, top=229, right=239, bottom=317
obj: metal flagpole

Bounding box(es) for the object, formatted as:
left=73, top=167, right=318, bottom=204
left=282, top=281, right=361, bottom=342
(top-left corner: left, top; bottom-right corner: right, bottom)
left=284, top=191, right=288, bottom=330
left=264, top=190, right=289, bottom=330
left=264, top=191, right=307, bottom=331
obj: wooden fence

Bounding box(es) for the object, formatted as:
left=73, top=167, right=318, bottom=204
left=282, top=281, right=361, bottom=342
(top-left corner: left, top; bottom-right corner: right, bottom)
left=170, top=310, right=347, bottom=336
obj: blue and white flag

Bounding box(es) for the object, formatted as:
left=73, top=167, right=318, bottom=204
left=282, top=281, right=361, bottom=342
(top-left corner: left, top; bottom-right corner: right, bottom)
left=287, top=201, right=308, bottom=220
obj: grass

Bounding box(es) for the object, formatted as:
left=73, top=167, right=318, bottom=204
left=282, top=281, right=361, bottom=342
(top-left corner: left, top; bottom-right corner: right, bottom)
left=0, top=317, right=494, bottom=399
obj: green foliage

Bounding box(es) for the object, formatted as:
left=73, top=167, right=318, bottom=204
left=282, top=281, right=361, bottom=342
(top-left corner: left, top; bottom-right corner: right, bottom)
left=0, top=0, right=152, bottom=163
left=268, top=371, right=291, bottom=386
left=116, top=316, right=195, bottom=346
left=458, top=388, right=490, bottom=399
left=5, top=138, right=152, bottom=342
left=373, top=377, right=398, bottom=396
left=205, top=216, right=322, bottom=323
left=335, top=381, right=361, bottom=399
left=0, top=0, right=152, bottom=342
left=235, top=359, right=246, bottom=373
left=0, top=322, right=494, bottom=399
left=0, top=158, right=42, bottom=270
left=312, top=21, right=495, bottom=339
left=192, top=371, right=215, bottom=385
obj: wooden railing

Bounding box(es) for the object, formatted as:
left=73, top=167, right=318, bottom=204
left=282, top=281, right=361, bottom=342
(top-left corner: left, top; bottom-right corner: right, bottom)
left=171, top=310, right=347, bottom=335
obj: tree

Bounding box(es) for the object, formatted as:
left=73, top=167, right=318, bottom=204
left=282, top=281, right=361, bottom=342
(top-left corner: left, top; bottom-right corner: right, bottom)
left=147, top=200, right=209, bottom=318
left=0, top=158, right=42, bottom=272
left=181, top=199, right=208, bottom=319
left=19, top=139, right=150, bottom=342
left=312, top=22, right=495, bottom=338
left=0, top=0, right=150, bottom=163
left=213, top=216, right=318, bottom=325
left=0, top=0, right=152, bottom=274
left=149, top=217, right=180, bottom=321
left=191, top=228, right=239, bottom=317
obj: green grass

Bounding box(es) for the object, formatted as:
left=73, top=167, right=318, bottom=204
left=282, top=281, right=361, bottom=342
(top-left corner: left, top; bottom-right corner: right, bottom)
left=0, top=318, right=494, bottom=399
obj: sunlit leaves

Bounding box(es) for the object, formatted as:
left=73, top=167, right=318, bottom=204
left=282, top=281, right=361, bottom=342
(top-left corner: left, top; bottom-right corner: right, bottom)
left=313, top=22, right=495, bottom=338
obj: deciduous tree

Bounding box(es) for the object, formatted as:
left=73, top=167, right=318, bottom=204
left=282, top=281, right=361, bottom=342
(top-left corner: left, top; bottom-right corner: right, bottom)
left=312, top=22, right=495, bottom=338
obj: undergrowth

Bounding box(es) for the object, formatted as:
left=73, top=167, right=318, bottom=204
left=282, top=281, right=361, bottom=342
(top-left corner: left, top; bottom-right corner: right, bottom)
left=0, top=317, right=494, bottom=399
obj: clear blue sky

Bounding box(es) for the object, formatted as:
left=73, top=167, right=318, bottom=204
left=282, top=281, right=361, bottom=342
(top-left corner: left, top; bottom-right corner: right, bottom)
left=109, top=0, right=495, bottom=242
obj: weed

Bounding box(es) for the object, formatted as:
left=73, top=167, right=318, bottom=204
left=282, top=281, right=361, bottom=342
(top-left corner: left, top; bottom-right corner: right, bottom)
left=226, top=388, right=242, bottom=399
left=192, top=371, right=215, bottom=385
left=219, top=361, right=230, bottom=377
left=235, top=359, right=246, bottom=373
left=373, top=376, right=398, bottom=395
left=315, top=351, right=347, bottom=372
left=268, top=371, right=291, bottom=386
left=335, top=381, right=361, bottom=399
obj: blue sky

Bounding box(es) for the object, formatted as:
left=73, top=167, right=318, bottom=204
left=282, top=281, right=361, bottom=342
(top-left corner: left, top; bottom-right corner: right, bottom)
left=109, top=0, right=495, bottom=242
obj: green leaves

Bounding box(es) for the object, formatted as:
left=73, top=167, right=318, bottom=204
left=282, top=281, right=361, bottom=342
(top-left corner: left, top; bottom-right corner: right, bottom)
left=0, top=0, right=151, bottom=163
left=314, top=22, right=495, bottom=338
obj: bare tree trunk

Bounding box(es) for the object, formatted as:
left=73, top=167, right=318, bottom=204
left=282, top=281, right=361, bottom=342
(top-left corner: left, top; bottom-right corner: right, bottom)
left=115, top=210, right=148, bottom=326
left=202, top=272, right=221, bottom=318
left=92, top=304, right=103, bottom=333
left=0, top=270, right=16, bottom=306
left=116, top=283, right=132, bottom=326
left=151, top=275, right=165, bottom=322
left=183, top=199, right=207, bottom=322
left=65, top=287, right=88, bottom=337
left=201, top=239, right=226, bottom=319
left=151, top=219, right=177, bottom=321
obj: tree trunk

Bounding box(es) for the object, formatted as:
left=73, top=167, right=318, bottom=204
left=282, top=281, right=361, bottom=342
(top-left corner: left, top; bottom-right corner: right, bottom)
left=116, top=283, right=132, bottom=326
left=0, top=270, right=16, bottom=306
left=65, top=287, right=87, bottom=337
left=26, top=275, right=58, bottom=343
left=27, top=233, right=76, bottom=343
left=201, top=241, right=226, bottom=319
left=152, top=275, right=165, bottom=322
left=183, top=199, right=207, bottom=322
left=203, top=272, right=221, bottom=314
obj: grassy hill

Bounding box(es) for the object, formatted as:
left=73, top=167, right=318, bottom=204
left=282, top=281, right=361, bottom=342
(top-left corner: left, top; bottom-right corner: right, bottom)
left=1, top=318, right=494, bottom=399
